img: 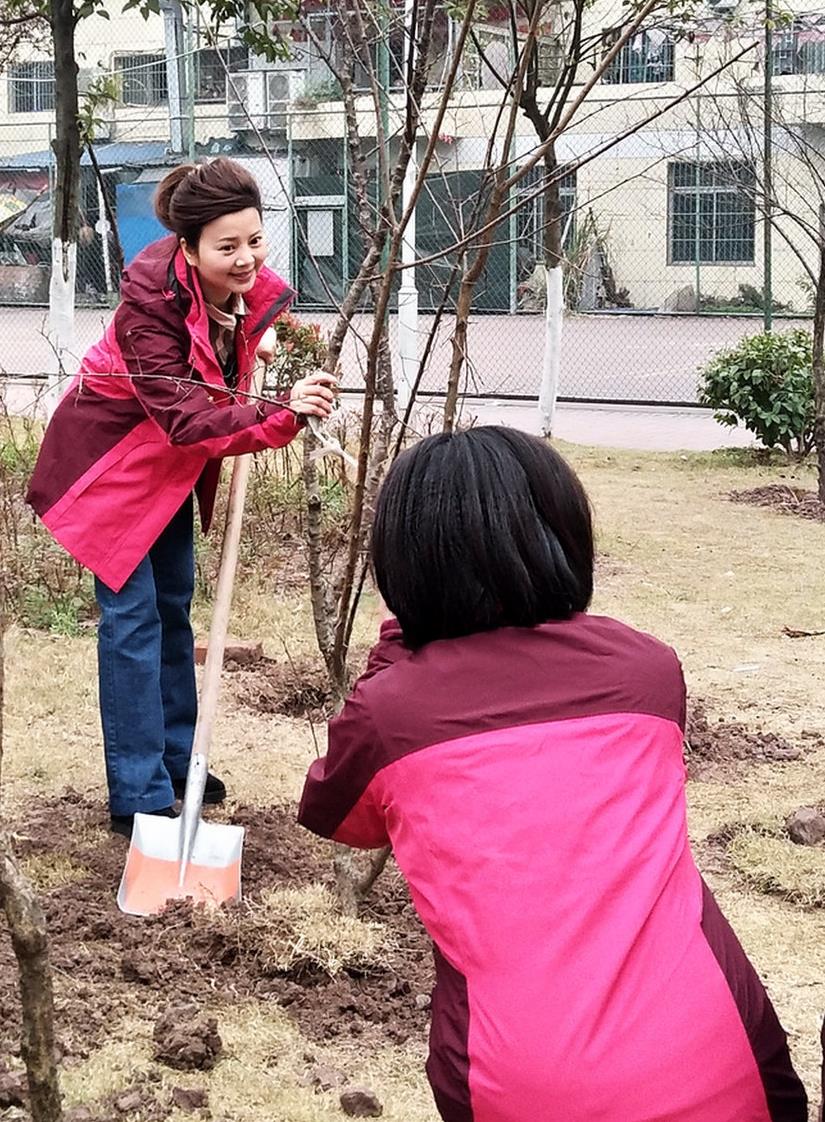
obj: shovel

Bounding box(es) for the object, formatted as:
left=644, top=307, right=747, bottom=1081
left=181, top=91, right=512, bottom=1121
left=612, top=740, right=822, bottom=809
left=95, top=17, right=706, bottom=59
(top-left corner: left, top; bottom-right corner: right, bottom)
left=117, top=433, right=253, bottom=917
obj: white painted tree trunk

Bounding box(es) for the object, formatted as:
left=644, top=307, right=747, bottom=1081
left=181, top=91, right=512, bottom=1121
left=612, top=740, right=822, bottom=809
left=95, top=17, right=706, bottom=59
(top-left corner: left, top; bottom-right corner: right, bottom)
left=538, top=264, right=563, bottom=437
left=45, top=238, right=76, bottom=418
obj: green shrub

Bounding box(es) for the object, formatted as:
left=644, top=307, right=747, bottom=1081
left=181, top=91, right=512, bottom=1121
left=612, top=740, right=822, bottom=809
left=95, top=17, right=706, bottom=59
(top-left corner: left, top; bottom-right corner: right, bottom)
left=698, top=329, right=814, bottom=457
left=18, top=587, right=93, bottom=637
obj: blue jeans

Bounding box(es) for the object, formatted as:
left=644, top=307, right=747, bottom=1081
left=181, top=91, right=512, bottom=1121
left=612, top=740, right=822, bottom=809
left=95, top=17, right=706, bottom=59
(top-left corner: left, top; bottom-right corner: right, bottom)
left=95, top=496, right=197, bottom=816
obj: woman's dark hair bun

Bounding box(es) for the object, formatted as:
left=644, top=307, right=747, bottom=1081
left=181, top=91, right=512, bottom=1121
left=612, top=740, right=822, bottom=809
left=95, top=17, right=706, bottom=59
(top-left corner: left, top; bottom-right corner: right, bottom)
left=153, top=158, right=262, bottom=245
left=154, top=164, right=197, bottom=231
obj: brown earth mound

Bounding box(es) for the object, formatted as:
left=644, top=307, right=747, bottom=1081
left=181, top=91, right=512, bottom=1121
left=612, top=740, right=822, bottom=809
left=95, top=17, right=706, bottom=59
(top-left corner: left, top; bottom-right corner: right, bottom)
left=728, top=483, right=825, bottom=521
left=0, top=795, right=432, bottom=1069
left=232, top=656, right=334, bottom=718
left=152, top=1004, right=223, bottom=1072
left=685, top=702, right=811, bottom=780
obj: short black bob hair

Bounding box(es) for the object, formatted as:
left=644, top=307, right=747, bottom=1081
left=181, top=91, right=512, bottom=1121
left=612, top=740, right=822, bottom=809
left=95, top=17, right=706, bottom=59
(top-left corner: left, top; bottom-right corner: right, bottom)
left=371, top=425, right=594, bottom=649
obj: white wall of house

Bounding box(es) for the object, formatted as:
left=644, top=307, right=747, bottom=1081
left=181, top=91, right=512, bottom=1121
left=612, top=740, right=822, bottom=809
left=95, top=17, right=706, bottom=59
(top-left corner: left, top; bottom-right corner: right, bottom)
left=0, top=0, right=824, bottom=310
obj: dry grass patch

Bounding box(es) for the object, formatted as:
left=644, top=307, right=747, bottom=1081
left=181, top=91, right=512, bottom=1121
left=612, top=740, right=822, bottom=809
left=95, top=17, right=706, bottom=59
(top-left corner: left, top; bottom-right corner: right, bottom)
left=205, top=1002, right=438, bottom=1122
left=60, top=1023, right=154, bottom=1106
left=209, top=883, right=393, bottom=978
left=727, top=825, right=825, bottom=909
left=19, top=851, right=88, bottom=892
left=2, top=630, right=102, bottom=811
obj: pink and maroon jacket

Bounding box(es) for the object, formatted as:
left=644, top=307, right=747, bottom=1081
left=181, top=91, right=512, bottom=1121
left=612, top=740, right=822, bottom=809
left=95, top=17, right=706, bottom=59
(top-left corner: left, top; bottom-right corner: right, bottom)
left=27, top=235, right=301, bottom=591
left=299, top=614, right=807, bottom=1122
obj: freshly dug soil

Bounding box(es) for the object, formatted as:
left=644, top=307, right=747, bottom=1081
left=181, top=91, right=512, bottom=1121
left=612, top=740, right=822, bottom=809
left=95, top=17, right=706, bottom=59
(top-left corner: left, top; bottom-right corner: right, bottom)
left=152, top=1004, right=223, bottom=1072
left=728, top=483, right=825, bottom=522
left=0, top=795, right=433, bottom=1070
left=685, top=702, right=811, bottom=779
left=229, top=649, right=370, bottom=720
left=232, top=655, right=334, bottom=719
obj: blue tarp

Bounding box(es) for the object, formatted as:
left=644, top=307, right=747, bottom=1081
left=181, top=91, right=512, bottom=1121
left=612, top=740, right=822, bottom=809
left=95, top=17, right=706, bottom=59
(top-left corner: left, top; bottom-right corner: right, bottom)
left=116, top=181, right=168, bottom=265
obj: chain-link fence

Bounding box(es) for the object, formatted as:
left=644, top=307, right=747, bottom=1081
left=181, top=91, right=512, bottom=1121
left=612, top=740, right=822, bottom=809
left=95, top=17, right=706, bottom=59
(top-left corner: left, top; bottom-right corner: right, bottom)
left=0, top=75, right=821, bottom=408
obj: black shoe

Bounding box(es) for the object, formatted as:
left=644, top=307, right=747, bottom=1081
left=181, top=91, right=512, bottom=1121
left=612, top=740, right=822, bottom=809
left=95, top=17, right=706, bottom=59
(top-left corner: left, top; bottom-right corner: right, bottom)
left=110, top=805, right=178, bottom=839
left=172, top=772, right=226, bottom=805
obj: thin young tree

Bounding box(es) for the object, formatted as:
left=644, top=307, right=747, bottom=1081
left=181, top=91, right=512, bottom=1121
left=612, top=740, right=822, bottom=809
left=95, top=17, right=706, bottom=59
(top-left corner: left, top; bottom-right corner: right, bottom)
left=438, top=0, right=750, bottom=433
left=0, top=577, right=62, bottom=1120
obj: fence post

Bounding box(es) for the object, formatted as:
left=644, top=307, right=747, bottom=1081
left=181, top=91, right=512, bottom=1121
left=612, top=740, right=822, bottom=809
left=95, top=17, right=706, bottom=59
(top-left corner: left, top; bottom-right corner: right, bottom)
left=763, top=0, right=773, bottom=332
left=160, top=0, right=185, bottom=154
left=396, top=0, right=418, bottom=415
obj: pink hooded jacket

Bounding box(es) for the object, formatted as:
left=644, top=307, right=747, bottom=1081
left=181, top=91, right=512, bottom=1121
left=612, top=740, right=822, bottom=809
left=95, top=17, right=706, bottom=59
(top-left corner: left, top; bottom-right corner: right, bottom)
left=27, top=235, right=301, bottom=591
left=300, top=615, right=807, bottom=1122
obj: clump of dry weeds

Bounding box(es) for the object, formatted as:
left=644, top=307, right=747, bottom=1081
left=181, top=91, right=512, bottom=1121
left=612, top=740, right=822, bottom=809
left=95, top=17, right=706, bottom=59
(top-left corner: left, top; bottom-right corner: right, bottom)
left=721, top=822, right=825, bottom=909
left=203, top=884, right=394, bottom=979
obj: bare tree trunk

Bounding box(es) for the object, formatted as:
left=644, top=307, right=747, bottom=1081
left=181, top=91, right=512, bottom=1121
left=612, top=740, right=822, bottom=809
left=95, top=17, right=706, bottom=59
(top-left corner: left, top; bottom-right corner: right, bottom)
left=0, top=603, right=4, bottom=788
left=444, top=270, right=474, bottom=431
left=332, top=845, right=360, bottom=915
left=303, top=439, right=346, bottom=700
left=0, top=612, right=62, bottom=1121
left=0, top=836, right=63, bottom=1122
left=443, top=160, right=514, bottom=432
left=812, top=206, right=825, bottom=501
left=539, top=147, right=564, bottom=438
left=520, top=91, right=565, bottom=437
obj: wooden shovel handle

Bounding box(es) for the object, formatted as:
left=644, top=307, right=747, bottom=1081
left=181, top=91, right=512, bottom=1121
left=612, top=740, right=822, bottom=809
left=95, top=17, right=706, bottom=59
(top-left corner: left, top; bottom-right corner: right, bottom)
left=191, top=368, right=261, bottom=761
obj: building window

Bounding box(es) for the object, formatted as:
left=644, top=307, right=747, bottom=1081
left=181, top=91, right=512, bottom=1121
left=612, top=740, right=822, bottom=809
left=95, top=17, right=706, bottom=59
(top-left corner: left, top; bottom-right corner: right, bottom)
left=9, top=61, right=55, bottom=113
left=194, top=46, right=249, bottom=102
left=602, top=29, right=674, bottom=84
left=669, top=162, right=755, bottom=264
left=114, top=53, right=168, bottom=106
left=771, top=18, right=825, bottom=75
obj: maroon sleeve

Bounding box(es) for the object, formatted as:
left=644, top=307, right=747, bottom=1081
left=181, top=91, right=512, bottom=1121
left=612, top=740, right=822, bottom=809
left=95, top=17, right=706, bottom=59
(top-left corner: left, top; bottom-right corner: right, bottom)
left=115, top=301, right=301, bottom=455
left=298, top=686, right=390, bottom=849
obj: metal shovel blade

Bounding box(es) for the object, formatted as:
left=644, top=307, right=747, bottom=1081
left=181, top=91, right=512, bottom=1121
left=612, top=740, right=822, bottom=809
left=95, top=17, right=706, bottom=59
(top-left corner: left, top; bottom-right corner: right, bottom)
left=117, top=814, right=245, bottom=917
left=117, top=755, right=245, bottom=917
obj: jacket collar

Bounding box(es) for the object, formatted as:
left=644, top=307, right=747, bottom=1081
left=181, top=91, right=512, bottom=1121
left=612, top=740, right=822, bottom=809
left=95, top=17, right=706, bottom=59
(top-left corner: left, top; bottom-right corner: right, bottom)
left=172, top=243, right=296, bottom=390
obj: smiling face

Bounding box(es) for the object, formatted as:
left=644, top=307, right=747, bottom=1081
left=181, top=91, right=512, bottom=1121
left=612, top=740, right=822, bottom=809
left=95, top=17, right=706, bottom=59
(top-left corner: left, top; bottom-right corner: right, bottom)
left=181, top=207, right=267, bottom=308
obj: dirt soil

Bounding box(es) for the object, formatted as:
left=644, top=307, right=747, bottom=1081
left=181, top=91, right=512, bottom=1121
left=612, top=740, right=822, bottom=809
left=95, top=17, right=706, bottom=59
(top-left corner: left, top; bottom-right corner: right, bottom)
left=230, top=657, right=817, bottom=787
left=231, top=656, right=335, bottom=719
left=0, top=796, right=433, bottom=1079
left=728, top=484, right=825, bottom=522
left=685, top=701, right=817, bottom=780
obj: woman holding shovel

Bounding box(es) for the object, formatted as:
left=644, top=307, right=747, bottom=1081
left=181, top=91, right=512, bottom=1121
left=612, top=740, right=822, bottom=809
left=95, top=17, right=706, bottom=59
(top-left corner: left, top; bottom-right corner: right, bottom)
left=28, top=158, right=335, bottom=838
left=299, top=427, right=808, bottom=1122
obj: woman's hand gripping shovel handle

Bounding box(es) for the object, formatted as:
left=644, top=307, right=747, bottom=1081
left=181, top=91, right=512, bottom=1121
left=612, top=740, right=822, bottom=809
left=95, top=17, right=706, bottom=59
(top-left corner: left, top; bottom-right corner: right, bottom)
left=178, top=363, right=352, bottom=875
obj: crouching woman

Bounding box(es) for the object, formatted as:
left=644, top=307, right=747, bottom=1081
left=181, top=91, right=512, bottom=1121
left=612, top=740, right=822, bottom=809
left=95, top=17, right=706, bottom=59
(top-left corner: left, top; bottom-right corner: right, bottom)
left=298, top=425, right=808, bottom=1122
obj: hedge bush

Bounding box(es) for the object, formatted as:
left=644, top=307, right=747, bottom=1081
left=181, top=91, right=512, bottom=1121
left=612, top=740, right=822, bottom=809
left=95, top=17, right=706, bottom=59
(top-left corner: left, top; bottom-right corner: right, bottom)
left=698, top=329, right=814, bottom=457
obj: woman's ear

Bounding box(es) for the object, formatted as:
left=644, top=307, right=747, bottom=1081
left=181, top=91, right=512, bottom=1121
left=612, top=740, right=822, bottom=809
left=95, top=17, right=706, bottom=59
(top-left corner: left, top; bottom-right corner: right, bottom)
left=180, top=237, right=197, bottom=267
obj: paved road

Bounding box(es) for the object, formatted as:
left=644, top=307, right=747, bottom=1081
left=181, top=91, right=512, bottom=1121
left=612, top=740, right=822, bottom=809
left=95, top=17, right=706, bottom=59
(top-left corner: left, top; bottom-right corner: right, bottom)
left=0, top=305, right=808, bottom=405
left=3, top=374, right=753, bottom=453
left=461, top=400, right=754, bottom=452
